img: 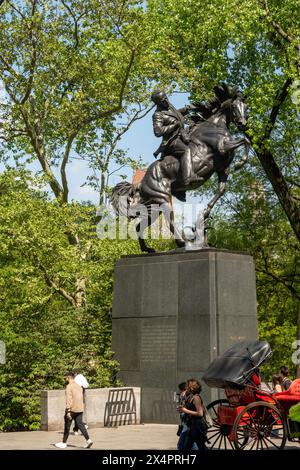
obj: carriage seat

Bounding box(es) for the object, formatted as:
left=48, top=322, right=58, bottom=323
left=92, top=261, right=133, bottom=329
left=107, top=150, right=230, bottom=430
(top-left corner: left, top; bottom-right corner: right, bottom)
left=273, top=378, right=300, bottom=403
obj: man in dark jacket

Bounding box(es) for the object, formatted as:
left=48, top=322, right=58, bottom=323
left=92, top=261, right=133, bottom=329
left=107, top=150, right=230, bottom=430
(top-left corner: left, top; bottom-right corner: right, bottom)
left=151, top=90, right=219, bottom=187
left=151, top=90, right=194, bottom=186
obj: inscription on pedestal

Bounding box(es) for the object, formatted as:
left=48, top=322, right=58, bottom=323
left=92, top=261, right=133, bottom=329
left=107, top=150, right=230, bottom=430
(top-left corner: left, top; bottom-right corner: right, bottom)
left=141, top=324, right=176, bottom=362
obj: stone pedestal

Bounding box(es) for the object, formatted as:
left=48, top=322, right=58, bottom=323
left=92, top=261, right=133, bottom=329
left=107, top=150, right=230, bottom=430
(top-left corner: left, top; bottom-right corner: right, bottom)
left=112, top=249, right=258, bottom=424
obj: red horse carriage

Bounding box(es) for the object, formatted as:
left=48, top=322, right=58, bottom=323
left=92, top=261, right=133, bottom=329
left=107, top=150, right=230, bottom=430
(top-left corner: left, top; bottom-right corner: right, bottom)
left=203, top=341, right=300, bottom=450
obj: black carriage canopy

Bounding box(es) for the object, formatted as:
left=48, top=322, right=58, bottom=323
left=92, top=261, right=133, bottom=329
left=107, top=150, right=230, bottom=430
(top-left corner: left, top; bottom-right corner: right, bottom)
left=202, top=340, right=272, bottom=389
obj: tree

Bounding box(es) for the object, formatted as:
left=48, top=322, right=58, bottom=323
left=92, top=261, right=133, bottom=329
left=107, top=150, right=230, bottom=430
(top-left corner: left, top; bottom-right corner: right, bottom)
left=78, top=110, right=150, bottom=207
left=0, top=168, right=134, bottom=429
left=148, top=0, right=300, bottom=242
left=0, top=168, right=173, bottom=430
left=0, top=0, right=172, bottom=306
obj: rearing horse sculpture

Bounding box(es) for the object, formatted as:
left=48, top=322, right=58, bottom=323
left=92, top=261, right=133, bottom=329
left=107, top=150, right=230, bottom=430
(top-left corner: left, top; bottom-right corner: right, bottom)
left=111, top=84, right=250, bottom=253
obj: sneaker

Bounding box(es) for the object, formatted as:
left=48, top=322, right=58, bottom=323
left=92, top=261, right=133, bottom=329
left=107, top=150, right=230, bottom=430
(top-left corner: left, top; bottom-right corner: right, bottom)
left=73, top=431, right=79, bottom=436
left=84, top=439, right=93, bottom=449
left=55, top=442, right=67, bottom=449
left=85, top=424, right=89, bottom=429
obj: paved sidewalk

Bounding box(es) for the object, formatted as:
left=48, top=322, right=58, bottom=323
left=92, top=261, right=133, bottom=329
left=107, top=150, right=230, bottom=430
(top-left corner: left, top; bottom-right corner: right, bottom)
left=0, top=424, right=178, bottom=450
left=0, top=424, right=299, bottom=451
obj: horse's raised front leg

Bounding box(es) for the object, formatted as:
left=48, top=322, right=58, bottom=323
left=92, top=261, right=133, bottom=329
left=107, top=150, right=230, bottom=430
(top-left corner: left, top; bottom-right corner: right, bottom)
left=234, top=138, right=250, bottom=171
left=222, top=136, right=250, bottom=171
left=203, top=170, right=229, bottom=220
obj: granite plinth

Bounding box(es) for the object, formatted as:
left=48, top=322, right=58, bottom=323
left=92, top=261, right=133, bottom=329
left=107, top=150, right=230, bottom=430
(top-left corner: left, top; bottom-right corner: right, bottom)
left=112, top=249, right=258, bottom=424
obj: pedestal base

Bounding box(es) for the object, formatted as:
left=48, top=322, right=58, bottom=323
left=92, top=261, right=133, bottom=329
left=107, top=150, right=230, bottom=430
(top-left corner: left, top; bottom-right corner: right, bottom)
left=112, top=249, right=258, bottom=424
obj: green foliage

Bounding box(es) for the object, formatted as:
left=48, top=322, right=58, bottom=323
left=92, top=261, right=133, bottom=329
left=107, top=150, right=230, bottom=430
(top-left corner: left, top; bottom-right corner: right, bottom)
left=0, top=2, right=179, bottom=431
left=149, top=0, right=300, bottom=238
left=0, top=169, right=146, bottom=431
left=0, top=0, right=183, bottom=170
left=0, top=169, right=174, bottom=430
left=207, top=163, right=299, bottom=379
left=147, top=0, right=300, bottom=376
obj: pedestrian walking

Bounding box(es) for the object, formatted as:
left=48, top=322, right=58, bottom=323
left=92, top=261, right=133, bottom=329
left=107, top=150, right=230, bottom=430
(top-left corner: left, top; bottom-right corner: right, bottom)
left=55, top=371, right=93, bottom=449
left=73, top=368, right=89, bottom=435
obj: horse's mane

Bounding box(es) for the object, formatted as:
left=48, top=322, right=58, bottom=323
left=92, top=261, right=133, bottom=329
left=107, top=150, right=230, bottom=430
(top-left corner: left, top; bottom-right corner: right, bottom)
left=213, top=83, right=242, bottom=103
left=190, top=83, right=243, bottom=135
left=189, top=83, right=242, bottom=124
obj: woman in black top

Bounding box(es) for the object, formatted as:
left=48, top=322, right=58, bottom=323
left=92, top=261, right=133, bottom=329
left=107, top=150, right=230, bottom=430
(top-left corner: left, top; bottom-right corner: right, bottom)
left=177, top=379, right=208, bottom=450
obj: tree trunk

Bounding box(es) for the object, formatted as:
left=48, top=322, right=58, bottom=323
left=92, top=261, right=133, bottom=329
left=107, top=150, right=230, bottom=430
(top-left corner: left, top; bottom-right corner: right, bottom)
left=74, top=277, right=86, bottom=308
left=256, top=144, right=300, bottom=243
left=99, top=170, right=107, bottom=207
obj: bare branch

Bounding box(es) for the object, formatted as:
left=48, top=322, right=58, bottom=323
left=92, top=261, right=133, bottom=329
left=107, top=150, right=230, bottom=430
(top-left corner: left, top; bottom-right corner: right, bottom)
left=61, top=131, right=77, bottom=203
left=107, top=163, right=127, bottom=178
left=262, top=78, right=293, bottom=141
left=113, top=105, right=153, bottom=143
left=6, top=0, right=28, bottom=22
left=0, top=53, right=21, bottom=80
left=15, top=107, right=81, bottom=245
left=263, top=0, right=300, bottom=56
left=37, top=260, right=77, bottom=307
left=1, top=76, right=20, bottom=104
left=102, top=105, right=153, bottom=167
left=20, top=1, right=38, bottom=104
left=88, top=105, right=151, bottom=203
left=61, top=1, right=89, bottom=49
left=256, top=267, right=300, bottom=300
left=116, top=0, right=127, bottom=28
left=19, top=106, right=64, bottom=199
left=99, top=0, right=132, bottom=48
left=61, top=0, right=80, bottom=48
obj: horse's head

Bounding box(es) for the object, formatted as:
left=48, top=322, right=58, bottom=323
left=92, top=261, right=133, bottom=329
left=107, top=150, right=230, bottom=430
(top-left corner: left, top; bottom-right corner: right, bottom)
left=231, top=95, right=247, bottom=130
left=214, top=84, right=247, bottom=130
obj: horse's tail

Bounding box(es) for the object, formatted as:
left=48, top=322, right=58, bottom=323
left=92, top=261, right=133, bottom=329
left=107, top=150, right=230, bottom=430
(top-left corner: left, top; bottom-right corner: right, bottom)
left=111, top=181, right=141, bottom=219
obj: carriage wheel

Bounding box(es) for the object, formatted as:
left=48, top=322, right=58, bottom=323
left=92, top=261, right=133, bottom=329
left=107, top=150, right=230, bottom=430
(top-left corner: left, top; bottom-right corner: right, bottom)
left=206, top=399, right=235, bottom=450
left=233, top=401, right=287, bottom=450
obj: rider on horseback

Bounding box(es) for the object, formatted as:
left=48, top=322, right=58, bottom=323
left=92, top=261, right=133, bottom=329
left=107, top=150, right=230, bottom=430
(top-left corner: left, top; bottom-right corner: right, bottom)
left=112, top=84, right=249, bottom=253
left=151, top=90, right=219, bottom=186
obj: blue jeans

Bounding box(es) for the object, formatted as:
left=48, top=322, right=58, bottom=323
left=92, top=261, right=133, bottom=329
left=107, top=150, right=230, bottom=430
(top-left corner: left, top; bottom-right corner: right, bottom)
left=177, top=423, right=198, bottom=450
left=184, top=419, right=207, bottom=451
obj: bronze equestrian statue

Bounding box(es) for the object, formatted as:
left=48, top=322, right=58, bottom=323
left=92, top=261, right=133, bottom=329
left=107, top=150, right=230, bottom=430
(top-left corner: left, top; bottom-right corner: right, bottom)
left=111, top=84, right=250, bottom=253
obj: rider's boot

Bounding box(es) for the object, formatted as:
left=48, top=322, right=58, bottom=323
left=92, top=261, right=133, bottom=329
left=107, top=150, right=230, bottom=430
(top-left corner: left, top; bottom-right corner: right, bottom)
left=182, top=148, right=193, bottom=186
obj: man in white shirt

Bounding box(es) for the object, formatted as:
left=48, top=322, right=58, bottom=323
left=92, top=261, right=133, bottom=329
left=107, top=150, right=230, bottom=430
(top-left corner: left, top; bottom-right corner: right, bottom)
left=73, top=369, right=89, bottom=434
left=74, top=370, right=89, bottom=389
